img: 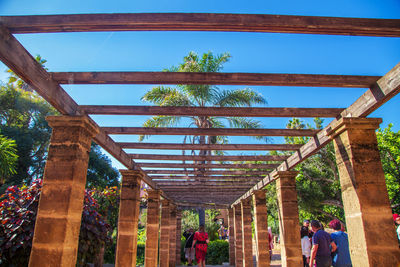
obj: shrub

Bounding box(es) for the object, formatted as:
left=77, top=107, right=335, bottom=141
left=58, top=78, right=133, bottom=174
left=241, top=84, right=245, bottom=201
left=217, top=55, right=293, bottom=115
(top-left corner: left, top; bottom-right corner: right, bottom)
left=206, top=240, right=229, bottom=265
left=0, top=180, right=112, bottom=266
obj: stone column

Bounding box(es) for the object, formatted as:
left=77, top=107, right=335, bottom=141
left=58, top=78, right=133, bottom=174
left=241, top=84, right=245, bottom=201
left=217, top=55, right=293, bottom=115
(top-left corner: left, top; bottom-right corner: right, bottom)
left=252, top=190, right=270, bottom=267
left=115, top=170, right=143, bottom=267
left=241, top=198, right=253, bottom=267
left=169, top=204, right=177, bottom=267
left=175, top=209, right=182, bottom=265
left=28, top=116, right=98, bottom=267
left=274, top=171, right=302, bottom=267
left=159, top=199, right=170, bottom=267
left=327, top=117, right=400, bottom=266
left=228, top=208, right=235, bottom=266
left=234, top=204, right=243, bottom=267
left=144, top=190, right=161, bottom=267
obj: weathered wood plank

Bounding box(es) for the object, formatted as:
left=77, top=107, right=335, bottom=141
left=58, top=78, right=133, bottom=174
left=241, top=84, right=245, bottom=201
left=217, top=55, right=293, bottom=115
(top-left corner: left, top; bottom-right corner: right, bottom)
left=2, top=13, right=400, bottom=37
left=82, top=105, right=344, bottom=117
left=0, top=25, right=160, bottom=189
left=233, top=62, right=400, bottom=206
left=119, top=142, right=302, bottom=151
left=156, top=181, right=256, bottom=186
left=130, top=154, right=288, bottom=161
left=150, top=175, right=263, bottom=180
left=146, top=170, right=269, bottom=175
left=54, top=72, right=380, bottom=88
left=137, top=163, right=280, bottom=169
left=104, top=127, right=318, bottom=136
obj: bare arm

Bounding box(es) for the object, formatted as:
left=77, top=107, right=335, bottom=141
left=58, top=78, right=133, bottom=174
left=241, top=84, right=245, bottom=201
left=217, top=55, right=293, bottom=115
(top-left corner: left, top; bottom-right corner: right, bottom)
left=309, top=244, right=318, bottom=267
left=331, top=241, right=337, bottom=252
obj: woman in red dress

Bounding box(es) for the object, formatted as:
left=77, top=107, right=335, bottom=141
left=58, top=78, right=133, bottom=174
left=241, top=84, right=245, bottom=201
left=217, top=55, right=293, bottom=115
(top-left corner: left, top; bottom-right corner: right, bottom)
left=191, top=224, right=209, bottom=267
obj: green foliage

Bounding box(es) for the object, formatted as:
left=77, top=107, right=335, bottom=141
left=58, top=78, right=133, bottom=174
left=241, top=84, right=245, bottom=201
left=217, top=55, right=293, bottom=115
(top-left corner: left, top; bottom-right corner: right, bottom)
left=0, top=134, right=18, bottom=182
left=205, top=240, right=229, bottom=264
left=87, top=143, right=120, bottom=189
left=182, top=209, right=199, bottom=232
left=377, top=124, right=400, bottom=213
left=0, top=83, right=57, bottom=191
left=136, top=243, right=145, bottom=266
left=205, top=209, right=220, bottom=241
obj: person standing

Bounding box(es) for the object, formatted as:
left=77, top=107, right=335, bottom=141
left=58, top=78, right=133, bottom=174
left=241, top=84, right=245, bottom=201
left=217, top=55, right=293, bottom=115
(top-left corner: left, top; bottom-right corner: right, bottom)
left=183, top=228, right=195, bottom=266
left=309, top=220, right=337, bottom=267
left=329, top=219, right=352, bottom=267
left=301, top=226, right=311, bottom=267
left=192, top=224, right=209, bottom=267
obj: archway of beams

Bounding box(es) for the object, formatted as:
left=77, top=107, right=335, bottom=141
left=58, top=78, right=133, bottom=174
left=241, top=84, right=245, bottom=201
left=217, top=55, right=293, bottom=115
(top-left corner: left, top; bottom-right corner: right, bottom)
left=0, top=14, right=399, bottom=209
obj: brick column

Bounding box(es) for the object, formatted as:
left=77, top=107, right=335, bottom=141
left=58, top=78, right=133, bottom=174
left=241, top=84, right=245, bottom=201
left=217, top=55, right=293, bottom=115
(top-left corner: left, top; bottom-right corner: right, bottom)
left=169, top=204, right=177, bottom=267
left=327, top=117, right=400, bottom=266
left=144, top=190, right=161, bottom=267
left=175, top=209, right=182, bottom=265
left=228, top=208, right=235, bottom=266
left=159, top=199, right=170, bottom=267
left=241, top=198, right=253, bottom=267
left=253, top=190, right=270, bottom=267
left=234, top=204, right=243, bottom=267
left=274, top=171, right=302, bottom=267
left=28, top=116, right=98, bottom=267
left=115, top=170, right=143, bottom=267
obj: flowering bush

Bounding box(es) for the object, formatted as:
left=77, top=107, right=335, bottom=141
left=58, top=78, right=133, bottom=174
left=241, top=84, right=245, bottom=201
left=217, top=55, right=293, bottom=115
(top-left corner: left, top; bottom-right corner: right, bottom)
left=0, top=180, right=41, bottom=266
left=0, top=180, right=112, bottom=266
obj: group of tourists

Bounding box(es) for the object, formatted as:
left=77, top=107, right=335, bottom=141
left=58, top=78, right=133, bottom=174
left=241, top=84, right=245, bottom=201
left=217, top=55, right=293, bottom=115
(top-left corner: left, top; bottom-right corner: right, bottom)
left=301, top=219, right=352, bottom=267
left=183, top=225, right=209, bottom=267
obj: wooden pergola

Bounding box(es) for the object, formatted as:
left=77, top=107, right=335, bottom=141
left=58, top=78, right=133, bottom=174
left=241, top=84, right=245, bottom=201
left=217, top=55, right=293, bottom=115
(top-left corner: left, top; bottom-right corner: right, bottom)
left=0, top=13, right=399, bottom=267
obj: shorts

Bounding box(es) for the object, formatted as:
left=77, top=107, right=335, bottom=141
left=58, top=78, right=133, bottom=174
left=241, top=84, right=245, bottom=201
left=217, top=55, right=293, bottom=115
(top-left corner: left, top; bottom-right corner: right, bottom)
left=185, top=247, right=195, bottom=260
left=315, top=256, right=332, bottom=267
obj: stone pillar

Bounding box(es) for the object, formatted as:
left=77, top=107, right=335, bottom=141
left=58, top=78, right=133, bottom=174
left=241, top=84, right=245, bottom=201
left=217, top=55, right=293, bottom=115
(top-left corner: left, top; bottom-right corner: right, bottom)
left=144, top=190, right=161, bottom=267
left=28, top=116, right=98, bottom=267
left=176, top=209, right=182, bottom=265
left=159, top=199, right=170, bottom=267
left=252, top=190, right=270, bottom=267
left=169, top=204, right=177, bottom=267
left=228, top=208, right=235, bottom=266
left=327, top=117, right=400, bottom=266
left=234, top=204, right=243, bottom=267
left=115, top=170, right=143, bottom=267
left=274, top=171, right=302, bottom=267
left=241, top=198, right=253, bottom=267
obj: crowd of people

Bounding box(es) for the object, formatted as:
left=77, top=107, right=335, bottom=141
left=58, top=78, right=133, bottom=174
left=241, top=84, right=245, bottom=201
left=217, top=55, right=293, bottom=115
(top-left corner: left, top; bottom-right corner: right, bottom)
left=301, top=219, right=352, bottom=267
left=181, top=215, right=400, bottom=267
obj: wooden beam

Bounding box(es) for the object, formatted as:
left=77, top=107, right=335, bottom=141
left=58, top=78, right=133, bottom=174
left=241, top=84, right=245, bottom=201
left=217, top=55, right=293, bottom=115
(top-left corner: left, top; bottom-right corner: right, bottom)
left=2, top=13, right=399, bottom=37
left=146, top=170, right=269, bottom=175
left=137, top=163, right=280, bottom=169
left=53, top=72, right=382, bottom=87
left=130, top=154, right=288, bottom=161
left=0, top=25, right=160, bottom=189
left=105, top=127, right=318, bottom=136
left=156, top=182, right=255, bottom=186
left=150, top=175, right=263, bottom=180
left=119, top=142, right=302, bottom=151
left=82, top=105, right=343, bottom=117
left=233, top=62, right=400, bottom=205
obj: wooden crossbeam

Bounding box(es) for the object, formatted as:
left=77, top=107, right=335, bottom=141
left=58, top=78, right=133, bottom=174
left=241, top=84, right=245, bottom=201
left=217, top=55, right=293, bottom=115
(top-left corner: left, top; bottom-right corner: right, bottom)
left=2, top=13, right=399, bottom=37
left=146, top=170, right=269, bottom=175
left=150, top=175, right=263, bottom=180
left=156, top=181, right=255, bottom=186
left=233, top=62, right=400, bottom=205
left=137, top=163, right=280, bottom=169
left=55, top=72, right=379, bottom=88
left=119, top=142, right=302, bottom=151
left=105, top=127, right=318, bottom=136
left=130, top=154, right=288, bottom=161
left=0, top=25, right=163, bottom=189
left=83, top=106, right=344, bottom=117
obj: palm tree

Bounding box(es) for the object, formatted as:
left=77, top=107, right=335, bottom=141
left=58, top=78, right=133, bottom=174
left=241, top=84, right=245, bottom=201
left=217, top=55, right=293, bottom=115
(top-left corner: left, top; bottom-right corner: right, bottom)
left=141, top=51, right=266, bottom=224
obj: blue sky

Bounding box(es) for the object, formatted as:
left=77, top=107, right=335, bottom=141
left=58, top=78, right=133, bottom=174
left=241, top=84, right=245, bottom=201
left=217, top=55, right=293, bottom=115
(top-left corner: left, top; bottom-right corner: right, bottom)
left=0, top=0, right=399, bottom=169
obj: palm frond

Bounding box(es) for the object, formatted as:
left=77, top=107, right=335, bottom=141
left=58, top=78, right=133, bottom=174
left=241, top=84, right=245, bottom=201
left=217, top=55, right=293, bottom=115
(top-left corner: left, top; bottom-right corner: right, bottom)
left=226, top=117, right=267, bottom=141
left=141, top=86, right=192, bottom=106
left=138, top=116, right=182, bottom=141
left=214, top=88, right=266, bottom=107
